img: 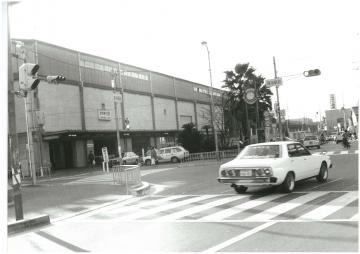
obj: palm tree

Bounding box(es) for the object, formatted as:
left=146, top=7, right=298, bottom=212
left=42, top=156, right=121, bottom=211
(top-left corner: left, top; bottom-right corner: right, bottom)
left=222, top=63, right=273, bottom=141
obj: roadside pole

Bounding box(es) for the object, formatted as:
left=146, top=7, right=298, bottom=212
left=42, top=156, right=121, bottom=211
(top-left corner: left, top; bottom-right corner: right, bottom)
left=273, top=56, right=283, bottom=140
left=7, top=2, right=23, bottom=220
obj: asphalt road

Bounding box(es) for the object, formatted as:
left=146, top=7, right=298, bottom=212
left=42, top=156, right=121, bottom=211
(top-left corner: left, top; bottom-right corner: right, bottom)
left=8, top=141, right=359, bottom=252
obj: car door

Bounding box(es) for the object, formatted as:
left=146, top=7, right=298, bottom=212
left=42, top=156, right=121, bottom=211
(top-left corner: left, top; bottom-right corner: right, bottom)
left=163, top=148, right=172, bottom=162
left=295, top=143, right=315, bottom=178
left=287, top=144, right=306, bottom=180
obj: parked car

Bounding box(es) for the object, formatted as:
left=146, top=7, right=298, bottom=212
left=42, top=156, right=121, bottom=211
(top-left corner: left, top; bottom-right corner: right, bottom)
left=121, top=152, right=140, bottom=165
left=108, top=152, right=140, bottom=166
left=303, top=135, right=320, bottom=149
left=218, top=141, right=332, bottom=193
left=142, top=146, right=189, bottom=165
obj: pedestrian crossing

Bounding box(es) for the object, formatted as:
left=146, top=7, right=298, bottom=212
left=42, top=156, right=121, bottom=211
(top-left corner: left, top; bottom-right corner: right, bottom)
left=312, top=150, right=358, bottom=156
left=76, top=191, right=358, bottom=223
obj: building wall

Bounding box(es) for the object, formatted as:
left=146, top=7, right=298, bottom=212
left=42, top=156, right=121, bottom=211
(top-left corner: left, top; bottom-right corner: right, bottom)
left=151, top=73, right=175, bottom=97
left=196, top=103, right=211, bottom=130
left=154, top=97, right=177, bottom=130
left=38, top=82, right=82, bottom=132
left=177, top=101, right=196, bottom=128
left=325, top=109, right=352, bottom=132
left=83, top=87, right=122, bottom=131
left=123, top=93, right=153, bottom=130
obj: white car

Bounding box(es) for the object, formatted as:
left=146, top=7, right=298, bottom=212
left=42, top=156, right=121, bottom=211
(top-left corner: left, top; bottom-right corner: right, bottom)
left=218, top=141, right=332, bottom=193
left=143, top=146, right=189, bottom=165
left=303, top=135, right=320, bottom=149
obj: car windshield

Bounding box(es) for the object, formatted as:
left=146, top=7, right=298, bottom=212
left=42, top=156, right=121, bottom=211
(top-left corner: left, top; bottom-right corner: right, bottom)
left=304, top=136, right=317, bottom=140
left=237, top=145, right=281, bottom=159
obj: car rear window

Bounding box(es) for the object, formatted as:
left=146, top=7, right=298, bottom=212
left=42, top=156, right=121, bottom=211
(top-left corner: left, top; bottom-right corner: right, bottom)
left=304, top=136, right=317, bottom=140
left=238, top=145, right=281, bottom=159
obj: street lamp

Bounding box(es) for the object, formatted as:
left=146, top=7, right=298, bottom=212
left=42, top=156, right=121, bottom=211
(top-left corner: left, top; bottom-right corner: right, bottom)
left=111, top=71, right=122, bottom=166
left=201, top=41, right=219, bottom=160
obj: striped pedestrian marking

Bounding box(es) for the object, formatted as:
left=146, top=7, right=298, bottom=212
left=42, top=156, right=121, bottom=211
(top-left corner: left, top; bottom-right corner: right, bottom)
left=326, top=151, right=335, bottom=155
left=340, top=150, right=349, bottom=155
left=199, top=194, right=287, bottom=221
left=243, top=191, right=326, bottom=221
left=297, top=191, right=358, bottom=221
left=115, top=195, right=218, bottom=221
left=155, top=195, right=247, bottom=221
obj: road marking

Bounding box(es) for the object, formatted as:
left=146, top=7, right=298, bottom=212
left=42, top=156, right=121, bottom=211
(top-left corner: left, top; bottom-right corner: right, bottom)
left=115, top=195, right=218, bottom=221
left=355, top=150, right=359, bottom=154
left=297, top=192, right=358, bottom=220
left=350, top=213, right=358, bottom=220
left=202, top=221, right=276, bottom=253
left=326, top=151, right=335, bottom=155
left=307, top=178, right=343, bottom=190
left=155, top=195, right=247, bottom=221
left=340, top=151, right=349, bottom=155
left=199, top=194, right=286, bottom=221
left=243, top=192, right=326, bottom=221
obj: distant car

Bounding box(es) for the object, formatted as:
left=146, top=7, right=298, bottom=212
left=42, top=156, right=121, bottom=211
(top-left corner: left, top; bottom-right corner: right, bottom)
left=121, top=152, right=140, bottom=165
left=335, top=132, right=344, bottom=144
left=218, top=141, right=332, bottom=193
left=142, top=146, right=189, bottom=165
left=303, top=135, right=320, bottom=149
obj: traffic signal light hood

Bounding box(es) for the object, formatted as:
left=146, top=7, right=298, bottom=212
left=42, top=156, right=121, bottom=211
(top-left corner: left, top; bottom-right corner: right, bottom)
left=18, top=63, right=40, bottom=91
left=303, top=69, right=321, bottom=77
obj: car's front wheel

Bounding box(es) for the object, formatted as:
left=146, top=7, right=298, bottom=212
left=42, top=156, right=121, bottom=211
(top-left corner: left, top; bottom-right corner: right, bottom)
left=281, top=172, right=295, bottom=193
left=171, top=157, right=179, bottom=163
left=233, top=185, right=248, bottom=194
left=316, top=163, right=328, bottom=182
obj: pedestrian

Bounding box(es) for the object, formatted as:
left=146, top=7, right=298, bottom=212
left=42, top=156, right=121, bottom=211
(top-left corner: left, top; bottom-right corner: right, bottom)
left=150, top=147, right=157, bottom=166
left=88, top=151, right=95, bottom=167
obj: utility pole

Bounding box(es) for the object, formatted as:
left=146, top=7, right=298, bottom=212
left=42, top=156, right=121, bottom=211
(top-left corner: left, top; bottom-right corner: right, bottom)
left=273, top=56, right=283, bottom=140
left=111, top=71, right=122, bottom=164
left=7, top=2, right=24, bottom=220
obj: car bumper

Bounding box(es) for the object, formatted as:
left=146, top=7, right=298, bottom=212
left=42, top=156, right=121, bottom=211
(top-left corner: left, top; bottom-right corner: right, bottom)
left=217, top=176, right=278, bottom=186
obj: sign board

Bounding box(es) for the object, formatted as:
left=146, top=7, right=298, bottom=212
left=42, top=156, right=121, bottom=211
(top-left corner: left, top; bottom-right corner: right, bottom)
left=243, top=88, right=257, bottom=105
left=265, top=78, right=282, bottom=88
left=280, top=109, right=286, bottom=117
left=113, top=93, right=122, bottom=103
left=98, top=110, right=111, bottom=121
left=102, top=147, right=109, bottom=162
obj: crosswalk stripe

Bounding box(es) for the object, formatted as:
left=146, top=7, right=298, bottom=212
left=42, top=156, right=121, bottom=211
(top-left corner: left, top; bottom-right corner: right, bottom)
left=350, top=213, right=358, bottom=220
left=340, top=151, right=349, bottom=155
left=104, top=195, right=188, bottom=216
left=355, top=150, right=359, bottom=154
left=297, top=192, right=358, bottom=220
left=199, top=194, right=286, bottom=221
left=326, top=151, right=335, bottom=155
left=116, top=195, right=217, bottom=221
left=155, top=195, right=247, bottom=221
left=243, top=192, right=326, bottom=221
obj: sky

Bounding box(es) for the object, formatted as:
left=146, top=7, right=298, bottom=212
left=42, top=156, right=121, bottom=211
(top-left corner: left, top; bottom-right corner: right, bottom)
left=6, top=0, right=360, bottom=120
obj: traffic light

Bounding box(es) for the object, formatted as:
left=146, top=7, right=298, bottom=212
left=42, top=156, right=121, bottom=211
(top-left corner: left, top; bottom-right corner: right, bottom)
left=46, top=75, right=66, bottom=83
left=303, top=69, right=321, bottom=77
left=18, top=63, right=40, bottom=91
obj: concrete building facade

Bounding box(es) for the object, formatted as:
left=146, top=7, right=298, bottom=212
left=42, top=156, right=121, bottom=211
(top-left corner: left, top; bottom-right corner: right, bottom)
left=11, top=39, right=224, bottom=174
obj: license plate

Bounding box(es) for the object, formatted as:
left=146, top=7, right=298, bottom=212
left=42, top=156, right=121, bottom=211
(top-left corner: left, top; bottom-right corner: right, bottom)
left=240, top=170, right=252, bottom=176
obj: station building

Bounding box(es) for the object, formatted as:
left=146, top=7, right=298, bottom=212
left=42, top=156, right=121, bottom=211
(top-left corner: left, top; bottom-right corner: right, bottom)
left=11, top=39, right=225, bottom=174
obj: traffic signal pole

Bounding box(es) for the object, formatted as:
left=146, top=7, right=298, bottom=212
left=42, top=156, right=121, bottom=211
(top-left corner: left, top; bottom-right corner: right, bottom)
left=273, top=56, right=284, bottom=140
left=7, top=2, right=24, bottom=220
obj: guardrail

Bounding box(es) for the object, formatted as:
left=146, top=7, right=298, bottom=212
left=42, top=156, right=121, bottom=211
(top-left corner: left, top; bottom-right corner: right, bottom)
left=183, top=149, right=240, bottom=162
left=112, top=165, right=142, bottom=194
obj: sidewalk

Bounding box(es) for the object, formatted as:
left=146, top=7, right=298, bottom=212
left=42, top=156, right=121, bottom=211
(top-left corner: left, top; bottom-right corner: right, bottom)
left=8, top=166, right=128, bottom=224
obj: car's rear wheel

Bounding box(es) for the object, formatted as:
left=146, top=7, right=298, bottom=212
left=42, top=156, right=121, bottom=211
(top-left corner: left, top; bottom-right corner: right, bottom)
left=281, top=172, right=295, bottom=193
left=316, top=163, right=328, bottom=182
left=135, top=159, right=139, bottom=165
left=171, top=157, right=179, bottom=163
left=145, top=159, right=151, bottom=166
left=233, top=185, right=248, bottom=194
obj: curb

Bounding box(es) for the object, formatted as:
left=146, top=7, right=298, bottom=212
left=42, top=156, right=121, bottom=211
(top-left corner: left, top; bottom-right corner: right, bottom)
left=8, top=214, right=50, bottom=235
left=130, top=181, right=151, bottom=196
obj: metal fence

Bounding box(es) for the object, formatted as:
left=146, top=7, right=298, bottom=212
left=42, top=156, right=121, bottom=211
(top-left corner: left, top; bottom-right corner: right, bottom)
left=112, top=165, right=142, bottom=193
left=182, top=149, right=240, bottom=162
